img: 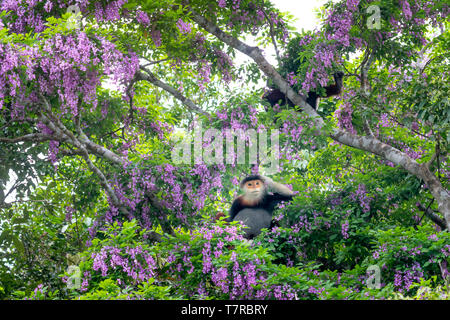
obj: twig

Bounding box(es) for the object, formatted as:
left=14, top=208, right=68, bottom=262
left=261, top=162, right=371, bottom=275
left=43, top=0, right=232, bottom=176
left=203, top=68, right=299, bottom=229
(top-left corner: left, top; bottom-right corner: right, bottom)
left=261, top=7, right=281, bottom=63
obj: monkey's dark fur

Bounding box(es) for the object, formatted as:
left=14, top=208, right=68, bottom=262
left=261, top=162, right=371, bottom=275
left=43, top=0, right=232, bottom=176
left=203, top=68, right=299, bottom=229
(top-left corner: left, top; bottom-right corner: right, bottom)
left=263, top=71, right=344, bottom=110
left=232, top=209, right=273, bottom=239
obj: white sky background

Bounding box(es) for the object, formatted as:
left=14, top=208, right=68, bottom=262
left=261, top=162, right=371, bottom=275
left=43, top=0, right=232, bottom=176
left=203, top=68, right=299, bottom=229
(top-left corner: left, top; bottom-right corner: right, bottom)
left=3, top=0, right=327, bottom=203
left=273, top=0, right=327, bottom=31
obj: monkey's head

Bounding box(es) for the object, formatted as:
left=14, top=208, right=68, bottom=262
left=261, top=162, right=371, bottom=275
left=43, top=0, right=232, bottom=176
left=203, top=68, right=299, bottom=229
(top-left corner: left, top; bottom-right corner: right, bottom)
left=240, top=175, right=267, bottom=202
left=333, top=71, right=345, bottom=83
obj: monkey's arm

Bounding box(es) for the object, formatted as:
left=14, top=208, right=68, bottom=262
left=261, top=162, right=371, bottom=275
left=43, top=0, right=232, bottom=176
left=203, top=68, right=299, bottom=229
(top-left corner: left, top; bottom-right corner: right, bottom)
left=263, top=88, right=294, bottom=108
left=324, top=72, right=344, bottom=97
left=228, top=197, right=243, bottom=221
left=262, top=176, right=294, bottom=198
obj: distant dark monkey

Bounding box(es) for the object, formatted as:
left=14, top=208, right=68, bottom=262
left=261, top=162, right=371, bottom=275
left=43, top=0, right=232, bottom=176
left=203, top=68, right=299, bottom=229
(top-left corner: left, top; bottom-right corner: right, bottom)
left=263, top=71, right=344, bottom=110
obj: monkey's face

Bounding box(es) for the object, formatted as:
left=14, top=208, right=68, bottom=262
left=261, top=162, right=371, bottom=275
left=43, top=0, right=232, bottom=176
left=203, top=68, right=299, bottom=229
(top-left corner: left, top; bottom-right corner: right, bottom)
left=242, top=179, right=265, bottom=201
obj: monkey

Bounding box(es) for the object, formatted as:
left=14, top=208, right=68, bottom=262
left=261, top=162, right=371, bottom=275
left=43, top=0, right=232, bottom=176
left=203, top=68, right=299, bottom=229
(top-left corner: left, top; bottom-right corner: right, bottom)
left=263, top=71, right=344, bottom=110
left=228, top=175, right=295, bottom=239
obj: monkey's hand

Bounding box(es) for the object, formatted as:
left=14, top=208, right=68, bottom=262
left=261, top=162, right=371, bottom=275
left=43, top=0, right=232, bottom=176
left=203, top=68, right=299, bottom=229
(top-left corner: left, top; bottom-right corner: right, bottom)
left=262, top=176, right=294, bottom=197
left=260, top=175, right=274, bottom=188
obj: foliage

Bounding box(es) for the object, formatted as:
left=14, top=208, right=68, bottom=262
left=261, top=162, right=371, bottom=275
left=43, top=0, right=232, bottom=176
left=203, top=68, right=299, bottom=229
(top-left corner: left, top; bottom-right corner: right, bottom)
left=362, top=225, right=450, bottom=294
left=0, top=0, right=448, bottom=301
left=55, top=219, right=399, bottom=300
left=391, top=278, right=450, bottom=300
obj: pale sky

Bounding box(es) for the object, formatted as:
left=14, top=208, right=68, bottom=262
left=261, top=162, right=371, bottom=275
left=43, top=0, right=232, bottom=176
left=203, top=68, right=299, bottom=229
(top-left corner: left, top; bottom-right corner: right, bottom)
left=272, top=0, right=327, bottom=31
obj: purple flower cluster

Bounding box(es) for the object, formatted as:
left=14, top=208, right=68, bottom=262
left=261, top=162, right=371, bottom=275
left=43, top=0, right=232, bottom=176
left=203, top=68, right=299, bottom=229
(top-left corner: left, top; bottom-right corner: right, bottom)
left=197, top=61, right=212, bottom=91
left=325, top=8, right=354, bottom=47
left=177, top=19, right=192, bottom=34
left=300, top=43, right=339, bottom=94
left=214, top=48, right=234, bottom=84
left=163, top=223, right=307, bottom=300
left=341, top=220, right=349, bottom=239
left=441, top=245, right=450, bottom=257
left=291, top=215, right=312, bottom=234
left=393, top=263, right=424, bottom=292
left=346, top=0, right=360, bottom=12
left=89, top=245, right=157, bottom=285
left=333, top=88, right=359, bottom=134
left=217, top=0, right=226, bottom=8
left=101, top=160, right=225, bottom=232
left=150, top=29, right=162, bottom=47
left=286, top=72, right=298, bottom=86
left=379, top=113, right=391, bottom=128
left=65, top=206, right=75, bottom=221
left=136, top=10, right=150, bottom=26
left=0, top=31, right=138, bottom=120
left=400, top=0, right=413, bottom=20
left=350, top=184, right=372, bottom=213
left=372, top=243, right=388, bottom=260
left=94, top=0, right=127, bottom=23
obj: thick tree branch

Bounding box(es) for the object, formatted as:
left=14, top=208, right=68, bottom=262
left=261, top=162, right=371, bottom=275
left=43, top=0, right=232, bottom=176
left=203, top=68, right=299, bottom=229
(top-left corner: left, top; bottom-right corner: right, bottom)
left=79, top=133, right=127, bottom=167
left=36, top=95, right=173, bottom=239
left=38, top=113, right=127, bottom=167
left=0, top=133, right=66, bottom=144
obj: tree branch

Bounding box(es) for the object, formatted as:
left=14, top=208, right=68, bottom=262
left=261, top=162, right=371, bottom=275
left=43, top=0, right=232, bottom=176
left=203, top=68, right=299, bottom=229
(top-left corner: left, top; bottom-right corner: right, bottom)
left=0, top=133, right=66, bottom=144
left=261, top=7, right=281, bottom=63
left=137, top=67, right=211, bottom=119
left=360, top=49, right=375, bottom=137
left=38, top=112, right=127, bottom=167
left=38, top=94, right=128, bottom=215
left=417, top=202, right=447, bottom=230
left=36, top=94, right=173, bottom=239
left=141, top=58, right=170, bottom=68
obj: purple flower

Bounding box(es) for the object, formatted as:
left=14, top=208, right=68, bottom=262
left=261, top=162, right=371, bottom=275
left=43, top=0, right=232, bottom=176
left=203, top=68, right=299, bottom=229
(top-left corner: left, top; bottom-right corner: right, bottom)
left=177, top=19, right=191, bottom=34
left=151, top=29, right=162, bottom=47
left=218, top=0, right=226, bottom=8
left=44, top=0, right=52, bottom=12
left=136, top=10, right=150, bottom=25
left=400, top=0, right=413, bottom=20
left=65, top=206, right=75, bottom=221
left=346, top=0, right=360, bottom=12
left=341, top=220, right=349, bottom=239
